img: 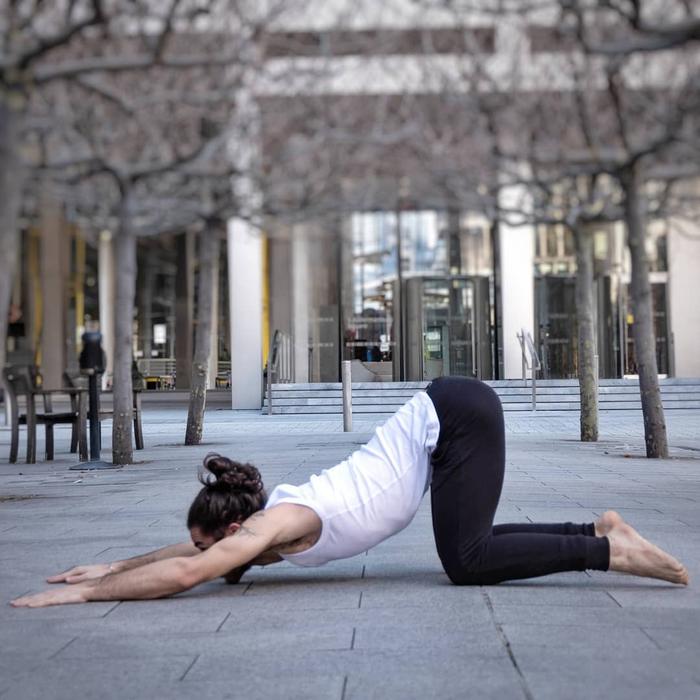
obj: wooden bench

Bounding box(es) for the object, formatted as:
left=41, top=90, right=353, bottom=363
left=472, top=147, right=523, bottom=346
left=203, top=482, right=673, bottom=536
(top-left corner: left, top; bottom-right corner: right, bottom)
left=3, top=366, right=88, bottom=464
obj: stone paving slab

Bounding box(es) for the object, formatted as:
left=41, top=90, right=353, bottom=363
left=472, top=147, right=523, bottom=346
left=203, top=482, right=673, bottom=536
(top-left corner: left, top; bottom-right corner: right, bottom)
left=1, top=405, right=699, bottom=699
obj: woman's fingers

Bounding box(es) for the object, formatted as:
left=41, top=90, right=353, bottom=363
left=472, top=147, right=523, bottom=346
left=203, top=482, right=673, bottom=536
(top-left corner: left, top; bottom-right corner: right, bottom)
left=12, top=585, right=88, bottom=607
left=47, top=566, right=84, bottom=583
left=46, top=564, right=109, bottom=584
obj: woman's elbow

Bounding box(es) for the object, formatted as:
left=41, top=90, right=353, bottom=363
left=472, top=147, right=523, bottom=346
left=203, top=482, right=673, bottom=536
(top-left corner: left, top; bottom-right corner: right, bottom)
left=173, top=558, right=203, bottom=590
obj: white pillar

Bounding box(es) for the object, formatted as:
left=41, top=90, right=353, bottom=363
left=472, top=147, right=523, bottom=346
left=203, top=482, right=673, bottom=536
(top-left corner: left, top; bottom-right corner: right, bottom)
left=292, top=227, right=309, bottom=383
left=668, top=218, right=700, bottom=377
left=207, top=251, right=220, bottom=389
left=98, top=230, right=115, bottom=390
left=228, top=218, right=263, bottom=409
left=499, top=183, right=535, bottom=379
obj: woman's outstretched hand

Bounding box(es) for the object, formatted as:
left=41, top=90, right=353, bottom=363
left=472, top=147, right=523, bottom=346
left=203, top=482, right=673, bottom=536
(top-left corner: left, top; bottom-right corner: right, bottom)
left=11, top=584, right=90, bottom=608
left=47, top=564, right=111, bottom=584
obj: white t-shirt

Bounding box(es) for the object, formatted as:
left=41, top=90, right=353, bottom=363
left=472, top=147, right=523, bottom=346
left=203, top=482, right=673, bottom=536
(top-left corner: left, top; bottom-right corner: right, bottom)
left=265, top=391, right=440, bottom=566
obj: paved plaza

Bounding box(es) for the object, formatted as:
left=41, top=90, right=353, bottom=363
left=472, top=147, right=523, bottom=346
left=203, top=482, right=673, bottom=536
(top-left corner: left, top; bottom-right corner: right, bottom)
left=1, top=402, right=699, bottom=700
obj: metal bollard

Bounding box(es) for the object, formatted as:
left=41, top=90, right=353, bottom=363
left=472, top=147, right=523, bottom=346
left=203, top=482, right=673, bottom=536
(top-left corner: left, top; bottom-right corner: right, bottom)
left=342, top=360, right=352, bottom=432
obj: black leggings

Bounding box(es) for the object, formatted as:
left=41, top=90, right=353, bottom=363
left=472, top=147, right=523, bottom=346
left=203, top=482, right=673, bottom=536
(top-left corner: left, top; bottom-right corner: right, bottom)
left=427, top=376, right=610, bottom=585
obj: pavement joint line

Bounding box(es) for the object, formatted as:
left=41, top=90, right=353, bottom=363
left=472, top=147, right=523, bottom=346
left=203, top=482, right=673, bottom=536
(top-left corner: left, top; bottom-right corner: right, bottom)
left=49, top=636, right=78, bottom=660
left=639, top=627, right=664, bottom=650
left=179, top=654, right=200, bottom=682
left=605, top=591, right=623, bottom=608
left=241, top=582, right=253, bottom=596
left=216, top=612, right=231, bottom=632
left=102, top=601, right=122, bottom=618
left=481, top=589, right=535, bottom=700
left=357, top=591, right=363, bottom=608
left=350, top=627, right=356, bottom=650
left=340, top=674, right=348, bottom=700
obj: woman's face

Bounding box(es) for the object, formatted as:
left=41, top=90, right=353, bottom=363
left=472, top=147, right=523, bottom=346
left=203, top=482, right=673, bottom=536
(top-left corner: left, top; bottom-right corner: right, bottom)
left=190, top=522, right=240, bottom=551
left=189, top=526, right=221, bottom=552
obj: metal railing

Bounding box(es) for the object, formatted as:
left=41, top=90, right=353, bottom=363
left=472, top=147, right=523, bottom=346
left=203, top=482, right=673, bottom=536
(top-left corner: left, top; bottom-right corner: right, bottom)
left=342, top=360, right=352, bottom=432
left=516, top=328, right=541, bottom=411
left=265, top=330, right=293, bottom=415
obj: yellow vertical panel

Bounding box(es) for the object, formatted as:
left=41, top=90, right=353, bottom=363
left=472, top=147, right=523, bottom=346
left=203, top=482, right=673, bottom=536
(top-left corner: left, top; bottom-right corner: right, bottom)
left=261, top=234, right=269, bottom=367
left=74, top=227, right=86, bottom=352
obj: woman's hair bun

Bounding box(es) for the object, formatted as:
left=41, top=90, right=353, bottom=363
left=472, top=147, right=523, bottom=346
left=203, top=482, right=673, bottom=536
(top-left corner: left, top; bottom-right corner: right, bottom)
left=200, top=453, right=264, bottom=495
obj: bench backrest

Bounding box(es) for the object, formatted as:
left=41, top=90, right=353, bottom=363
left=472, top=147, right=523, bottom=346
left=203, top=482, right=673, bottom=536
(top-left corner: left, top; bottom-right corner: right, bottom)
left=3, top=366, right=39, bottom=400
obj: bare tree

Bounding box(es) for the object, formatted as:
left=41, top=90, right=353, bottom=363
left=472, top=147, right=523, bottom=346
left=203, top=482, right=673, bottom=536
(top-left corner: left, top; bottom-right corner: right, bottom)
left=185, top=220, right=221, bottom=446
left=3, top=1, right=296, bottom=462
left=566, top=0, right=700, bottom=54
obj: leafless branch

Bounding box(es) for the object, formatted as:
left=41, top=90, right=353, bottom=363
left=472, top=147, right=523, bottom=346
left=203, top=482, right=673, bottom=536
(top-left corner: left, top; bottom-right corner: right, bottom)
left=17, top=0, right=105, bottom=70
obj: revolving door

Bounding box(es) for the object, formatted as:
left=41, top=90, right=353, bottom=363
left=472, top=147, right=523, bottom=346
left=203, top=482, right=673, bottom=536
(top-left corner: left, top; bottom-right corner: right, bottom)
left=396, top=276, right=492, bottom=381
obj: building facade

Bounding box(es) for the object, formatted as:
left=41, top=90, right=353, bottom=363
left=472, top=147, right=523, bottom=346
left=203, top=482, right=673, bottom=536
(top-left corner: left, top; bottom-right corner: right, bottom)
left=7, top=2, right=699, bottom=408
left=225, top=2, right=700, bottom=406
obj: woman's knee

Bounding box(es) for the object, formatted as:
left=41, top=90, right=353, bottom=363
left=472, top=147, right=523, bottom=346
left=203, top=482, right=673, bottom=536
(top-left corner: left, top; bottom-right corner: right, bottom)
left=445, top=563, right=502, bottom=586
left=441, top=538, right=501, bottom=586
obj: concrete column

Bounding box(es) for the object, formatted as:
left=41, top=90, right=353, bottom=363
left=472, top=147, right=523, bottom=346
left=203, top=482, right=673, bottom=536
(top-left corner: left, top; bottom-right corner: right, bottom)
left=292, top=226, right=309, bottom=383
left=228, top=218, right=263, bottom=409
left=668, top=218, right=700, bottom=377
left=98, top=230, right=115, bottom=390
left=207, top=247, right=220, bottom=389
left=498, top=182, right=535, bottom=379
left=39, top=192, right=66, bottom=389
left=175, top=232, right=195, bottom=389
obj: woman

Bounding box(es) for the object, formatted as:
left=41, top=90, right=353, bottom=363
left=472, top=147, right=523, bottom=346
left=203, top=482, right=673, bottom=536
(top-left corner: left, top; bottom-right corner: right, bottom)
left=11, top=377, right=688, bottom=608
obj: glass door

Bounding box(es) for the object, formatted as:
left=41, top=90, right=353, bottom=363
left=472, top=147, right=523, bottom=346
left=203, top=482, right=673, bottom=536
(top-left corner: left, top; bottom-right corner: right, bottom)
left=535, top=276, right=578, bottom=379
left=421, top=279, right=476, bottom=380
left=622, top=282, right=670, bottom=376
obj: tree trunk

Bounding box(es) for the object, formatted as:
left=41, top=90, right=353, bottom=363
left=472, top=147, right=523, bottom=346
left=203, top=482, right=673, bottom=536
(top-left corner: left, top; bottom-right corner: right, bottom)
left=573, top=223, right=598, bottom=441
left=621, top=162, right=669, bottom=458
left=185, top=227, right=218, bottom=445
left=0, top=97, right=24, bottom=375
left=112, top=194, right=137, bottom=465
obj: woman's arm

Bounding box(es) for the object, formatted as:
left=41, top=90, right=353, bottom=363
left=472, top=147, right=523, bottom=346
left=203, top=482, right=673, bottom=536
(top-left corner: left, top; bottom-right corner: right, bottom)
left=11, top=504, right=319, bottom=607
left=47, top=542, right=200, bottom=584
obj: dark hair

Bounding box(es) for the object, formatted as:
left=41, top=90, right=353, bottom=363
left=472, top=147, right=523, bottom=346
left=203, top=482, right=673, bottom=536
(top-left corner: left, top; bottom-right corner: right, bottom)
left=187, top=453, right=267, bottom=535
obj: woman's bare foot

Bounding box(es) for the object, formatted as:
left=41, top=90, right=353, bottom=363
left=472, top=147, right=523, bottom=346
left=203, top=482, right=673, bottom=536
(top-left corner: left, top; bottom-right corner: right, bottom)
left=607, top=521, right=689, bottom=585
left=595, top=510, right=624, bottom=537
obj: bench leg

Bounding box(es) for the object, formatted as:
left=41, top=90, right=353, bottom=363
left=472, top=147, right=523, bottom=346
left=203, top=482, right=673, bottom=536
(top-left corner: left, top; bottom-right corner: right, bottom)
left=45, top=424, right=54, bottom=461
left=27, top=422, right=36, bottom=464
left=26, top=398, right=37, bottom=464
left=78, top=393, right=88, bottom=461
left=9, top=413, right=19, bottom=464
